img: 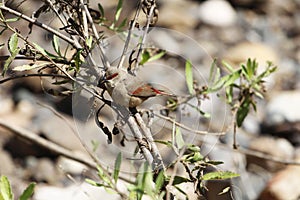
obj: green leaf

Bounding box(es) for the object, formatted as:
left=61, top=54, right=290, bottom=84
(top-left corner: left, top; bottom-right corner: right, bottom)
left=114, top=0, right=123, bottom=22
left=223, top=70, right=241, bottom=87
left=191, top=152, right=203, bottom=162
left=86, top=36, right=93, bottom=49
left=202, top=171, right=239, bottom=180
left=175, top=127, right=185, bottom=150
left=208, top=58, right=218, bottom=83
left=33, top=42, right=47, bottom=56
left=172, top=176, right=189, bottom=185
left=139, top=51, right=150, bottom=65
left=3, top=17, right=19, bottom=23
left=154, top=140, right=172, bottom=148
left=236, top=98, right=251, bottom=127
left=8, top=33, right=18, bottom=54
left=113, top=152, right=122, bottom=183
left=186, top=144, right=200, bottom=152
left=225, top=86, right=233, bottom=103
left=98, top=3, right=105, bottom=17
left=85, top=178, right=104, bottom=187
left=222, top=60, right=235, bottom=73
left=52, top=35, right=61, bottom=56
left=13, top=62, right=49, bottom=71
left=18, top=183, right=35, bottom=200
left=155, top=171, right=165, bottom=192
left=0, top=176, right=13, bottom=200
left=3, top=51, right=18, bottom=75
left=147, top=51, right=165, bottom=63
left=185, top=60, right=194, bottom=95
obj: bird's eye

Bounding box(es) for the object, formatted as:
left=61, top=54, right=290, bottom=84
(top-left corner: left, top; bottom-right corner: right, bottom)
left=106, top=72, right=118, bottom=80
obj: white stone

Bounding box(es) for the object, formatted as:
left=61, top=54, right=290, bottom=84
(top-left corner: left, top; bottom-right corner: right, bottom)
left=265, top=91, right=300, bottom=125
left=33, top=182, right=120, bottom=200
left=198, top=0, right=237, bottom=27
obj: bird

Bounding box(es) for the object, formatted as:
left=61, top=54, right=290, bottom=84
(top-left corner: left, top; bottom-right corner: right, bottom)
left=104, top=67, right=174, bottom=108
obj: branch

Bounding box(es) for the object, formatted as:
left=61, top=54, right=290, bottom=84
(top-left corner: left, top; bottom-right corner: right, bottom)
left=0, top=73, right=68, bottom=84
left=117, top=1, right=143, bottom=69
left=0, top=119, right=97, bottom=168
left=0, top=4, right=82, bottom=49
left=155, top=113, right=226, bottom=136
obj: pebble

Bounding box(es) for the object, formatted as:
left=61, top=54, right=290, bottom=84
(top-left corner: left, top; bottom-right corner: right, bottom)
left=34, top=182, right=121, bottom=200
left=197, top=0, right=237, bottom=27
left=265, top=91, right=300, bottom=125
left=247, top=136, right=294, bottom=172
left=222, top=42, right=279, bottom=71
left=159, top=0, right=198, bottom=30
left=57, top=155, right=88, bottom=175
left=0, top=150, right=14, bottom=175
left=259, top=149, right=300, bottom=200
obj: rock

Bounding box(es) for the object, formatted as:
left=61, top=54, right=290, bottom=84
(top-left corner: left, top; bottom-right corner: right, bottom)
left=197, top=0, right=237, bottom=27
left=34, top=182, right=121, bottom=200
left=0, top=97, right=14, bottom=116
left=57, top=155, right=88, bottom=175
left=158, top=0, right=198, bottom=30
left=259, top=160, right=300, bottom=200
left=0, top=150, right=14, bottom=175
left=247, top=136, right=294, bottom=172
left=30, top=157, right=60, bottom=184
left=37, top=111, right=85, bottom=151
left=265, top=91, right=300, bottom=125
left=222, top=42, right=279, bottom=71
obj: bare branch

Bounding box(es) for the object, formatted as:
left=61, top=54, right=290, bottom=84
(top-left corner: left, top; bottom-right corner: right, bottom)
left=0, top=4, right=82, bottom=49
left=155, top=113, right=226, bottom=136
left=117, top=1, right=143, bottom=69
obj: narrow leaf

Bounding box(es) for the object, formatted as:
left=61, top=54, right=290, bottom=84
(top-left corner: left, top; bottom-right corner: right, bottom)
left=147, top=51, right=165, bottom=63
left=0, top=176, right=13, bottom=200
left=236, top=98, right=251, bottom=127
left=202, top=171, right=239, bottom=180
left=18, top=183, right=35, bottom=200
left=13, top=62, right=49, bottom=71
left=172, top=176, right=189, bottom=185
left=3, top=49, right=19, bottom=75
left=98, top=3, right=105, bottom=16
left=185, top=60, right=194, bottom=95
left=222, top=60, right=235, bottom=73
left=52, top=35, right=61, bottom=56
left=139, top=51, right=150, bottom=65
left=114, top=0, right=123, bottom=22
left=175, top=127, right=185, bottom=149
left=113, top=152, right=122, bottom=183
left=223, top=70, right=241, bottom=87
left=33, top=42, right=47, bottom=56
left=5, top=17, right=19, bottom=22
left=8, top=33, right=18, bottom=54
left=155, top=171, right=165, bottom=192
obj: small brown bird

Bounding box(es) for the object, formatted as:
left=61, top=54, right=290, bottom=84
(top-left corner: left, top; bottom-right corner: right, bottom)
left=104, top=67, right=174, bottom=108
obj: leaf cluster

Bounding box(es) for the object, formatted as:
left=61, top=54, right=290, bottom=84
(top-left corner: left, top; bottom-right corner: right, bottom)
left=0, top=176, right=35, bottom=200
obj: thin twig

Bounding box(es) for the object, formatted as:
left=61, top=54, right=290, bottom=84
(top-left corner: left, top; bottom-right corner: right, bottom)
left=0, top=119, right=97, bottom=168
left=0, top=4, right=82, bottom=49
left=117, top=0, right=142, bottom=69
left=80, top=0, right=110, bottom=69
left=133, top=1, right=156, bottom=71
left=155, top=113, right=226, bottom=136
left=0, top=73, right=68, bottom=84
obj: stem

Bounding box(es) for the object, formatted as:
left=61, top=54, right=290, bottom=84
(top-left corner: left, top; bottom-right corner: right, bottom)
left=0, top=4, right=82, bottom=49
